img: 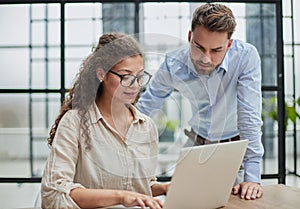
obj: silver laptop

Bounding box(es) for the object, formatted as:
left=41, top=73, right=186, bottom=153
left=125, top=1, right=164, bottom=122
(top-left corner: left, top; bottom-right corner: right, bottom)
left=162, top=140, right=248, bottom=209
left=107, top=140, right=248, bottom=209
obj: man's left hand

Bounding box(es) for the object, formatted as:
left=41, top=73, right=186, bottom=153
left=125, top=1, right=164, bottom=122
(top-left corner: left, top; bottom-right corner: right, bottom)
left=232, top=182, right=263, bottom=200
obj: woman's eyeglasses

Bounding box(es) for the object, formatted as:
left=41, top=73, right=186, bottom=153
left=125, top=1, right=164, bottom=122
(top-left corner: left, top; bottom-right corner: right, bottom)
left=108, top=70, right=152, bottom=87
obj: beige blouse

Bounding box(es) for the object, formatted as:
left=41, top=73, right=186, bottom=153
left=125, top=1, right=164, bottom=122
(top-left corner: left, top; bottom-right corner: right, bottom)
left=41, top=103, right=159, bottom=209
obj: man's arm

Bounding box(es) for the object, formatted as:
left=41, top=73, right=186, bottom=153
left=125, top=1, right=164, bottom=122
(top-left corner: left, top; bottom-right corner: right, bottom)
left=136, top=59, right=175, bottom=116
left=236, top=44, right=264, bottom=199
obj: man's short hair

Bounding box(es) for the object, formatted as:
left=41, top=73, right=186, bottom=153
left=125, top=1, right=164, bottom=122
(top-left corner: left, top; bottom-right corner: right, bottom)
left=191, top=3, right=236, bottom=39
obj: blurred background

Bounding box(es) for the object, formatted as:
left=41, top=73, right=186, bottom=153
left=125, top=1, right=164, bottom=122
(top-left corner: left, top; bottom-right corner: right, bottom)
left=0, top=0, right=299, bottom=208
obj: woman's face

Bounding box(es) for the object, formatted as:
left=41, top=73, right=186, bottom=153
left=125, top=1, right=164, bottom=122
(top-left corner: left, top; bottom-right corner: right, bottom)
left=101, top=55, right=144, bottom=105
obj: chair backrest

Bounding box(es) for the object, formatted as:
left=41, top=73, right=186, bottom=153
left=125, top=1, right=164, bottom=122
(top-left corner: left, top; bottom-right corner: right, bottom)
left=34, top=191, right=41, bottom=207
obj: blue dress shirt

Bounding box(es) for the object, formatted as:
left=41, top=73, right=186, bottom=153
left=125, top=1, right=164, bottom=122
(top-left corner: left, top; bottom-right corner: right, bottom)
left=137, top=39, right=264, bottom=183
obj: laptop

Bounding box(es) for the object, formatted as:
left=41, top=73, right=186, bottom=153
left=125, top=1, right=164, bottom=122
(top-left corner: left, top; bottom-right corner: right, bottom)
left=162, top=140, right=248, bottom=209
left=108, top=140, right=248, bottom=209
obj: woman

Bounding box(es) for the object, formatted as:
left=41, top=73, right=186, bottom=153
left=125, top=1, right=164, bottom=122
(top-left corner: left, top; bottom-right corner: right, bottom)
left=41, top=33, right=168, bottom=209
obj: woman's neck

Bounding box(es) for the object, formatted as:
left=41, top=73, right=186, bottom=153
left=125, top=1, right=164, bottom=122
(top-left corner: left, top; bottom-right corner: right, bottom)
left=96, top=95, right=130, bottom=114
left=96, top=97, right=133, bottom=140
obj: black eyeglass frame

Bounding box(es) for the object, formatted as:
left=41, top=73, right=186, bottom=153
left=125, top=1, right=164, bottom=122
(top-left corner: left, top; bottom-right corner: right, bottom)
left=108, top=70, right=152, bottom=87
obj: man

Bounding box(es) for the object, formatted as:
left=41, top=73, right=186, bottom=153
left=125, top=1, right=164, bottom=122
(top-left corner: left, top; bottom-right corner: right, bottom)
left=137, top=3, right=264, bottom=200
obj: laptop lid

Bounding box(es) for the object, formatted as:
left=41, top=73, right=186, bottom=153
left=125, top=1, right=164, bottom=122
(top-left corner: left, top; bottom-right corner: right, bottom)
left=163, top=140, right=248, bottom=209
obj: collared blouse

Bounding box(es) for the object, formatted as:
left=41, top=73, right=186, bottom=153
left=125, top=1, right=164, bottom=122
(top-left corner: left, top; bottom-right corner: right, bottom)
left=41, top=103, right=158, bottom=209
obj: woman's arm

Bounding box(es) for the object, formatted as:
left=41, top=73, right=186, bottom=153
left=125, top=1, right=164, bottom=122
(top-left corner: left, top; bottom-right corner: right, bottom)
left=70, top=187, right=163, bottom=209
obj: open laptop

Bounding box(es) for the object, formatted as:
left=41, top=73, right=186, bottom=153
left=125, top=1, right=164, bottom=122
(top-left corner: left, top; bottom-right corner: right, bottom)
left=108, top=140, right=248, bottom=209
left=162, top=140, right=248, bottom=209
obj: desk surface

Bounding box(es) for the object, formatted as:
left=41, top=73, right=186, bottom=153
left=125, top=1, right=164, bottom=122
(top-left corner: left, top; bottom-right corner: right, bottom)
left=23, top=184, right=300, bottom=209
left=225, top=184, right=300, bottom=209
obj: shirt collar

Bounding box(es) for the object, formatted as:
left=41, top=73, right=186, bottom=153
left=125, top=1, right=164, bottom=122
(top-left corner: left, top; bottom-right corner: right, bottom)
left=217, top=52, right=229, bottom=73
left=89, top=102, right=146, bottom=124
left=129, top=105, right=147, bottom=124
left=89, top=102, right=102, bottom=124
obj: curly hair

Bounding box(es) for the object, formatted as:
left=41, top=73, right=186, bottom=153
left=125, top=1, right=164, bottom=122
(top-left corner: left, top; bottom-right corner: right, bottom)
left=192, top=3, right=236, bottom=39
left=48, top=33, right=143, bottom=150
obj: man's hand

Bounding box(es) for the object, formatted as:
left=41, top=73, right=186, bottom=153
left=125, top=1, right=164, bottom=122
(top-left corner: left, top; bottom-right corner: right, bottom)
left=232, top=182, right=263, bottom=200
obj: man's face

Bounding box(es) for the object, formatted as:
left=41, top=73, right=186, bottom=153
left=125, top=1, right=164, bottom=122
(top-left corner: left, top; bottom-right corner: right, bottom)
left=188, top=25, right=233, bottom=75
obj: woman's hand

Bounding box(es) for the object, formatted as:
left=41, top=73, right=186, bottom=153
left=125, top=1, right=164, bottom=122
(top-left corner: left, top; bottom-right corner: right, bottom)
left=120, top=190, right=163, bottom=209
left=151, top=182, right=171, bottom=196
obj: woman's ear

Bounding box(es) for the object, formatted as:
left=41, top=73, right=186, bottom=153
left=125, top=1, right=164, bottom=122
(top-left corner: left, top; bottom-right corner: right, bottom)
left=96, top=68, right=106, bottom=82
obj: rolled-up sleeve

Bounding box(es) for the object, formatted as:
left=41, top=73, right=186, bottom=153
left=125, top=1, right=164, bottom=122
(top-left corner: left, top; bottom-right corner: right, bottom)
left=41, top=111, right=84, bottom=209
